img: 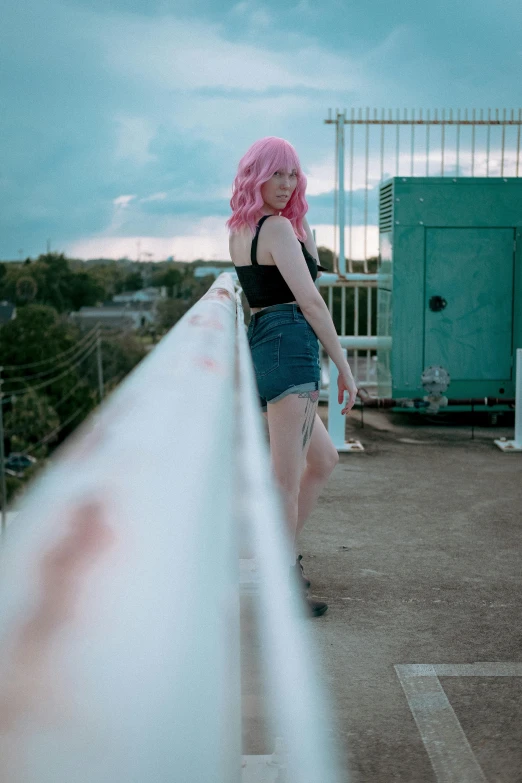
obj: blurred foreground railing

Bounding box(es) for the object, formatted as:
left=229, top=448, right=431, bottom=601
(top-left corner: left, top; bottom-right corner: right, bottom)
left=0, top=274, right=347, bottom=783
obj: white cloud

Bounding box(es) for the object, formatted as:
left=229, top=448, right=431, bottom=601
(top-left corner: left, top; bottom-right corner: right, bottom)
left=313, top=224, right=379, bottom=260
left=304, top=150, right=383, bottom=195
left=4, top=0, right=522, bottom=263
left=65, top=216, right=379, bottom=262
left=97, top=14, right=365, bottom=94
left=113, top=195, right=136, bottom=208
left=304, top=139, right=522, bottom=199
left=172, top=93, right=315, bottom=144
left=305, top=156, right=336, bottom=196
left=105, top=195, right=138, bottom=234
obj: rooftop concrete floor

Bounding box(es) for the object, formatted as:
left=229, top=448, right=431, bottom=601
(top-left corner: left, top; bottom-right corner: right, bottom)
left=241, top=405, right=522, bottom=782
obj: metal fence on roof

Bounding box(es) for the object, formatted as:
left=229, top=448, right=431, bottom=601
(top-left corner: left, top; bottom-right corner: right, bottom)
left=315, top=108, right=522, bottom=395
left=324, top=107, right=522, bottom=274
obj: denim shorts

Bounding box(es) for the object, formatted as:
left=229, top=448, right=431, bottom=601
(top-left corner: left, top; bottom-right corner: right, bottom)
left=246, top=303, right=321, bottom=412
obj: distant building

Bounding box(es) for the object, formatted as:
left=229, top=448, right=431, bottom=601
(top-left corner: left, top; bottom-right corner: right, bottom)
left=112, top=286, right=167, bottom=303
left=0, top=301, right=16, bottom=324
left=194, top=266, right=237, bottom=280
left=70, top=309, right=136, bottom=331
left=70, top=292, right=162, bottom=331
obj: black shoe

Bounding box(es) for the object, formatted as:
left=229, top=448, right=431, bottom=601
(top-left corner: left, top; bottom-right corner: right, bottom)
left=304, top=596, right=328, bottom=617
left=288, top=566, right=328, bottom=618
left=296, top=554, right=311, bottom=589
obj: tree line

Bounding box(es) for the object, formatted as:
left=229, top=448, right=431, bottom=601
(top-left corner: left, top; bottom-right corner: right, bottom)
left=0, top=252, right=216, bottom=505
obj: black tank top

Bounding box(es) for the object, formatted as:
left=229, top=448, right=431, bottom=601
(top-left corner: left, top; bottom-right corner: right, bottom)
left=233, top=215, right=327, bottom=308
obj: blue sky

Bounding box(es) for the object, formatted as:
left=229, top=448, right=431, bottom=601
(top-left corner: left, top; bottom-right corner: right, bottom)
left=1, top=0, right=521, bottom=261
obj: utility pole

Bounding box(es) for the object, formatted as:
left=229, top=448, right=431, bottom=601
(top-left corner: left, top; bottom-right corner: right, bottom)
left=337, top=110, right=346, bottom=276
left=0, top=368, right=7, bottom=535
left=96, top=328, right=104, bottom=402
left=324, top=109, right=347, bottom=276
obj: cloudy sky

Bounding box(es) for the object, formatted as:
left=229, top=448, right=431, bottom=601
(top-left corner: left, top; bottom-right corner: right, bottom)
left=1, top=0, right=521, bottom=262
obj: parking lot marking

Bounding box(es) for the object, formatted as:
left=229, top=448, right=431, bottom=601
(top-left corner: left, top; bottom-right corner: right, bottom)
left=395, top=663, right=522, bottom=783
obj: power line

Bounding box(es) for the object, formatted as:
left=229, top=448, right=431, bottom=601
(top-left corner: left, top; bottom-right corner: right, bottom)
left=1, top=342, right=98, bottom=405
left=4, top=378, right=91, bottom=437
left=53, top=377, right=89, bottom=409
left=95, top=326, right=134, bottom=339
left=3, top=330, right=99, bottom=385
left=1, top=326, right=98, bottom=370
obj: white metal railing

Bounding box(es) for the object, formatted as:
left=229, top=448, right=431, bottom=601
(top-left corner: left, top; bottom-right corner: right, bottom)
left=318, top=274, right=379, bottom=394
left=0, top=274, right=347, bottom=783
left=313, top=273, right=391, bottom=450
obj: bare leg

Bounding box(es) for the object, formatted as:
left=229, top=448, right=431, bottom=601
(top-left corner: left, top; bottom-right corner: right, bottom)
left=263, top=390, right=319, bottom=560
left=295, top=467, right=332, bottom=537
left=295, top=413, right=339, bottom=537
left=262, top=406, right=338, bottom=554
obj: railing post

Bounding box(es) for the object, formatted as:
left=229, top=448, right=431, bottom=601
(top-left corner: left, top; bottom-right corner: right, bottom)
left=495, top=348, right=522, bottom=451
left=328, top=354, right=345, bottom=451
left=327, top=352, right=362, bottom=452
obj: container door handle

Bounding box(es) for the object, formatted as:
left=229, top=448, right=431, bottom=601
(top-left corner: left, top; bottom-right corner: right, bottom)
left=429, top=295, right=447, bottom=312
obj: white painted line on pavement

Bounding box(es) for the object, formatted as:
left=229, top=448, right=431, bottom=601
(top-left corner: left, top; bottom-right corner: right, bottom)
left=432, top=663, right=522, bottom=677
left=395, top=662, right=522, bottom=783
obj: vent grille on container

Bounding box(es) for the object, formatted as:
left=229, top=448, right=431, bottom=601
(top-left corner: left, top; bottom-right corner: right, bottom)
left=379, top=182, right=393, bottom=232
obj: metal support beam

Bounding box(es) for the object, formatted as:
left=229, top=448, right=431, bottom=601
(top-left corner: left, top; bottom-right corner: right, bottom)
left=327, top=352, right=364, bottom=452
left=495, top=348, right=522, bottom=451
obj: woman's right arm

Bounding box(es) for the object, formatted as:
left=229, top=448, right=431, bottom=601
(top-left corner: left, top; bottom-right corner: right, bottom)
left=302, top=295, right=359, bottom=414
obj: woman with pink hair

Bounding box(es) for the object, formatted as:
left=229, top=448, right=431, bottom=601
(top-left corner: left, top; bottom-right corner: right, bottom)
left=228, top=137, right=358, bottom=617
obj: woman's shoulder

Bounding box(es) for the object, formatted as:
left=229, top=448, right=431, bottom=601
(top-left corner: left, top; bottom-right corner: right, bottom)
left=260, top=214, right=294, bottom=234
left=265, top=214, right=308, bottom=230
left=229, top=223, right=253, bottom=262
left=229, top=223, right=252, bottom=242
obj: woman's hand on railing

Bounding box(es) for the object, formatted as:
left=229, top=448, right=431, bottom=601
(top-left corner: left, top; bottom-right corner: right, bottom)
left=338, top=367, right=358, bottom=415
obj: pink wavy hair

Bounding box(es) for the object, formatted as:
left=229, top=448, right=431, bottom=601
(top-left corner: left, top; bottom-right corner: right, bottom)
left=226, top=136, right=308, bottom=242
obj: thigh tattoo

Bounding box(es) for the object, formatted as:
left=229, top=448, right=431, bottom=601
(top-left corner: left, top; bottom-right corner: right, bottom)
left=298, top=389, right=320, bottom=451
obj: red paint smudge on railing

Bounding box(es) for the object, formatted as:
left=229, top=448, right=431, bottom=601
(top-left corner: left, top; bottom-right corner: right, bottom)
left=0, top=499, right=115, bottom=739
left=201, top=288, right=234, bottom=303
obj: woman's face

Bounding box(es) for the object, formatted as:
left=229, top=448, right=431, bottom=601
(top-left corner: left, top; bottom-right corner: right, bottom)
left=260, top=167, right=298, bottom=213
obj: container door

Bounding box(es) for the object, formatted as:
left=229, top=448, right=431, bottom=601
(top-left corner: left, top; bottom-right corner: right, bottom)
left=425, top=228, right=514, bottom=380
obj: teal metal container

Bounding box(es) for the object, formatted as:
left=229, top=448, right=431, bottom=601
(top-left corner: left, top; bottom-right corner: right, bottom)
left=377, top=177, right=522, bottom=411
